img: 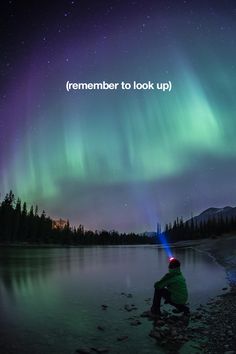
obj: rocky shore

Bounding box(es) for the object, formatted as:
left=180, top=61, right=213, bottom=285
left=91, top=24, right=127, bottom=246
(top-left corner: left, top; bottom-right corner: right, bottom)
left=142, top=287, right=235, bottom=354
left=190, top=234, right=236, bottom=354
left=75, top=287, right=235, bottom=354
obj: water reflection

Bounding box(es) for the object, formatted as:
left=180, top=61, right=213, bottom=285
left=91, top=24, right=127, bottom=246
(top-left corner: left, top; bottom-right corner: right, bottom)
left=0, top=246, right=227, bottom=302
left=0, top=248, right=54, bottom=298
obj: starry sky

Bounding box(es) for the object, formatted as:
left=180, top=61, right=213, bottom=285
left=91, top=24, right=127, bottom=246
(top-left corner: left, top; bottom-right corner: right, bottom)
left=1, top=0, right=236, bottom=233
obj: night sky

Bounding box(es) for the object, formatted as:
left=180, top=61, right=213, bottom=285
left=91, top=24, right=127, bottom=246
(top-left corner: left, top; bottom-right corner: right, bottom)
left=1, top=0, right=236, bottom=232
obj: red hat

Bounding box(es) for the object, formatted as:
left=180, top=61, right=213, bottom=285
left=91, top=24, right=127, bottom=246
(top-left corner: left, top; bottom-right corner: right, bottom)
left=169, top=258, right=181, bottom=269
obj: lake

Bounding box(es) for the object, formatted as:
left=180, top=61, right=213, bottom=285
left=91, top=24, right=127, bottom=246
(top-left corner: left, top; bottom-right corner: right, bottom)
left=0, top=245, right=228, bottom=353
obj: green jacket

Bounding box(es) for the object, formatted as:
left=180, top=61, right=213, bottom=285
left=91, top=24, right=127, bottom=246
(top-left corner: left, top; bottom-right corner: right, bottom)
left=154, top=267, right=188, bottom=304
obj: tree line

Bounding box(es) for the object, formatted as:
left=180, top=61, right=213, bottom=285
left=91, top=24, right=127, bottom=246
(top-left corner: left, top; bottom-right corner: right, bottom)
left=162, top=214, right=236, bottom=242
left=1, top=191, right=234, bottom=246
left=0, top=191, right=156, bottom=245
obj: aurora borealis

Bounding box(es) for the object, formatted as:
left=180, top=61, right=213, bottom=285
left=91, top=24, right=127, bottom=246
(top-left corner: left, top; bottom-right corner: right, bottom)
left=1, top=1, right=236, bottom=232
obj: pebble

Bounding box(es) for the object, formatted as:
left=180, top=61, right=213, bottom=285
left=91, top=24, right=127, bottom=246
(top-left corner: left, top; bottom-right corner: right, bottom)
left=117, top=336, right=129, bottom=341
left=156, top=320, right=165, bottom=327
left=91, top=348, right=109, bottom=353
left=149, top=330, right=161, bottom=340
left=97, top=326, right=105, bottom=331
left=144, top=298, right=151, bottom=301
left=140, top=311, right=151, bottom=318
left=124, top=304, right=137, bottom=312
left=76, top=348, right=91, bottom=354
left=121, top=292, right=133, bottom=298
left=130, top=319, right=141, bottom=326
left=195, top=314, right=202, bottom=319
left=124, top=305, right=133, bottom=312
left=101, top=305, right=108, bottom=310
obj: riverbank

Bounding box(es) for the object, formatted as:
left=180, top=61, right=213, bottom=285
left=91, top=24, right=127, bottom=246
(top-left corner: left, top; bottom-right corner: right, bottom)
left=181, top=234, right=236, bottom=354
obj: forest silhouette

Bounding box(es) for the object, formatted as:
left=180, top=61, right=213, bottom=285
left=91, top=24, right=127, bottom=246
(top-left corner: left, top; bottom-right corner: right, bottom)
left=1, top=191, right=235, bottom=245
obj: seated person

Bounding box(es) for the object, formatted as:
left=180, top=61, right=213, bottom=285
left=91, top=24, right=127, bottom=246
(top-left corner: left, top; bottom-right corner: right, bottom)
left=150, top=258, right=189, bottom=317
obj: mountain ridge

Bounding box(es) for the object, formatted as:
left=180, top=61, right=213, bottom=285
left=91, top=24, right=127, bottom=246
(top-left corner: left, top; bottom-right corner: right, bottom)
left=187, top=206, right=236, bottom=224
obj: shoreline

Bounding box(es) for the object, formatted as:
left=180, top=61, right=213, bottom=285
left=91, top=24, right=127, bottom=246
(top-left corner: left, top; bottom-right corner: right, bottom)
left=181, top=234, right=236, bottom=353
left=195, top=234, right=236, bottom=286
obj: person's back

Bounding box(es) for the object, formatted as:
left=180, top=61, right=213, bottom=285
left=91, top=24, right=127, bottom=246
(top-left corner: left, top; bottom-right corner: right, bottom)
left=151, top=258, right=189, bottom=316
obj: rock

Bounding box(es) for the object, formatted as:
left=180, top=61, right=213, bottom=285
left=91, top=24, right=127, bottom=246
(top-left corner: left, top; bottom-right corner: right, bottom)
left=145, top=298, right=151, bottom=302
left=155, top=320, right=165, bottom=326
left=149, top=330, right=161, bottom=340
left=91, top=348, right=109, bottom=353
left=195, top=314, right=202, bottom=319
left=76, top=348, right=91, bottom=354
left=140, top=311, right=150, bottom=317
left=101, top=305, right=108, bottom=310
left=121, top=292, right=133, bottom=297
left=130, top=319, right=141, bottom=326
left=222, top=287, right=228, bottom=290
left=117, top=336, right=129, bottom=341
left=224, top=351, right=235, bottom=354
left=124, top=305, right=133, bottom=312
left=170, top=329, right=177, bottom=336
left=128, top=304, right=138, bottom=310
left=97, top=326, right=105, bottom=331
left=157, top=324, right=169, bottom=333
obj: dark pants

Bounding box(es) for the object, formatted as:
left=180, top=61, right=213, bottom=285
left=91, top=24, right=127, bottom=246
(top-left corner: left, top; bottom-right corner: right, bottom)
left=151, top=287, right=188, bottom=314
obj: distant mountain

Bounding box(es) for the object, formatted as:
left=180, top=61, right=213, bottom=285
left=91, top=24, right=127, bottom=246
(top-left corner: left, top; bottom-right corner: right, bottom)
left=187, top=206, right=236, bottom=225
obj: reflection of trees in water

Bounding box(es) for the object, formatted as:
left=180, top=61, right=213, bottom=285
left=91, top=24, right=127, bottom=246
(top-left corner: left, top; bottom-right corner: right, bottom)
left=0, top=245, right=221, bottom=301
left=0, top=247, right=90, bottom=297
left=0, top=248, right=55, bottom=296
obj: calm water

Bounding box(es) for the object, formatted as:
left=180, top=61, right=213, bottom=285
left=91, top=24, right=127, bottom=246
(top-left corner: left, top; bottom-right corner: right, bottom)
left=0, top=245, right=228, bottom=354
